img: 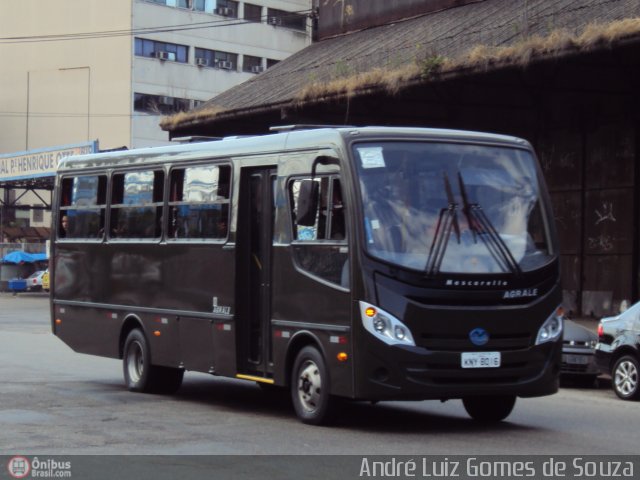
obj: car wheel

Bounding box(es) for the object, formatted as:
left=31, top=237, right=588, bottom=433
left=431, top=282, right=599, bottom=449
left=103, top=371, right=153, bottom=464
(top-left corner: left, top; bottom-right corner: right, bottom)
left=462, top=395, right=516, bottom=422
left=123, top=329, right=183, bottom=394
left=612, top=355, right=640, bottom=400
left=291, top=346, right=334, bottom=425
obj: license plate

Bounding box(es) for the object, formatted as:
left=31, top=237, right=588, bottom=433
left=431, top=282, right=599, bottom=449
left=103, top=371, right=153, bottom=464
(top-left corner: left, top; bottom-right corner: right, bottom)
left=461, top=351, right=501, bottom=368
left=562, top=354, right=589, bottom=365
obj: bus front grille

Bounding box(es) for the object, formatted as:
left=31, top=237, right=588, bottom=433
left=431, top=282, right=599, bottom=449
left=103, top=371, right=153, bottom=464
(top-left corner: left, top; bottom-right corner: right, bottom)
left=417, top=332, right=532, bottom=351
left=402, top=357, right=542, bottom=386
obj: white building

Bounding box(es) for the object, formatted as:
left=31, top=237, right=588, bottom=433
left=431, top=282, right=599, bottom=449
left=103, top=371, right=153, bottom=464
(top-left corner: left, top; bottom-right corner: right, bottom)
left=0, top=0, right=311, bottom=232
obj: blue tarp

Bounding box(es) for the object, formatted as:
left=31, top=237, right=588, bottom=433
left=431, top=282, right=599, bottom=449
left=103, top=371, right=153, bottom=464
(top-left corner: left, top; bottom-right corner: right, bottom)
left=1, top=251, right=48, bottom=264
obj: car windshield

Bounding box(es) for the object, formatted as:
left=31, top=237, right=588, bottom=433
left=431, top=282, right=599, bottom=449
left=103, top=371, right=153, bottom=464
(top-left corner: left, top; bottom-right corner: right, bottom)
left=352, top=141, right=555, bottom=274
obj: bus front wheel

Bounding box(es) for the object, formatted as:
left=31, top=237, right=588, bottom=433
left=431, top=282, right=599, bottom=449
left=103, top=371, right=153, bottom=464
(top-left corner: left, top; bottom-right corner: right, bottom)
left=291, top=346, right=334, bottom=425
left=462, top=395, right=516, bottom=422
left=123, top=329, right=183, bottom=394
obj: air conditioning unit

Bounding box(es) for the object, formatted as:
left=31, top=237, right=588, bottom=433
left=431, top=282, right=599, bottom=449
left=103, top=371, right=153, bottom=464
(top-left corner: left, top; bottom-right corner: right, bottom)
left=158, top=96, right=173, bottom=105
left=154, top=51, right=170, bottom=61
left=268, top=16, right=282, bottom=26
left=217, top=60, right=233, bottom=70
left=216, top=6, right=233, bottom=16
left=250, top=66, right=264, bottom=74
left=195, top=57, right=209, bottom=67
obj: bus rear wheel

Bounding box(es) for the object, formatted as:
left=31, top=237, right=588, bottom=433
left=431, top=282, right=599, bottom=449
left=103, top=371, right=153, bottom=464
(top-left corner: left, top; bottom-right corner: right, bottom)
left=291, top=346, right=333, bottom=425
left=462, top=395, right=516, bottom=422
left=123, top=329, right=183, bottom=394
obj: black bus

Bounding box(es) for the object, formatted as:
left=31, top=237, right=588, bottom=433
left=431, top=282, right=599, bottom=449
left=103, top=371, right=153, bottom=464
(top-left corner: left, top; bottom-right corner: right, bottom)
left=51, top=126, right=563, bottom=424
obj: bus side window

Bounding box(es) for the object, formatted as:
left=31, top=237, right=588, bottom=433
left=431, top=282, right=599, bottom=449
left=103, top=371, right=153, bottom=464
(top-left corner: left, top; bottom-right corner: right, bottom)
left=58, top=175, right=107, bottom=240
left=168, top=164, right=231, bottom=240
left=109, top=170, right=164, bottom=240
left=289, top=175, right=348, bottom=288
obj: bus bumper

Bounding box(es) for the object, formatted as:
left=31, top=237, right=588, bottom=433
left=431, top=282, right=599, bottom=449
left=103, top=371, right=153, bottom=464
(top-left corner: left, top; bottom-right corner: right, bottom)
left=354, top=339, right=561, bottom=401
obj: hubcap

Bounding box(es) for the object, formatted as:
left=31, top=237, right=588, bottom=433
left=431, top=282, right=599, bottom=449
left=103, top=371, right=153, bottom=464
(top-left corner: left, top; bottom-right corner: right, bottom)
left=127, top=341, right=144, bottom=383
left=614, top=360, right=638, bottom=396
left=297, top=360, right=322, bottom=413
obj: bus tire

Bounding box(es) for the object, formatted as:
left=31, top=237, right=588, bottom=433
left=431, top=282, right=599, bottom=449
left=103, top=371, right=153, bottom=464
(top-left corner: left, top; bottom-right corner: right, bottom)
left=462, top=395, right=516, bottom=422
left=291, top=346, right=333, bottom=425
left=123, top=329, right=183, bottom=394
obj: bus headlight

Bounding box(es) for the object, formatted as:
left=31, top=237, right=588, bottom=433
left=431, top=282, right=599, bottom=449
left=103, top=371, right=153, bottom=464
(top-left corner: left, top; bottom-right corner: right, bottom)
left=535, top=306, right=564, bottom=345
left=359, top=301, right=415, bottom=346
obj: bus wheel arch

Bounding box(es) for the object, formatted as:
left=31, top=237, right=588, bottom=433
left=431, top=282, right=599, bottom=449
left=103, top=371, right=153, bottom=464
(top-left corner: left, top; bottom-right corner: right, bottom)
left=119, top=315, right=145, bottom=360
left=120, top=316, right=183, bottom=395
left=286, top=332, right=335, bottom=425
left=284, top=331, right=326, bottom=387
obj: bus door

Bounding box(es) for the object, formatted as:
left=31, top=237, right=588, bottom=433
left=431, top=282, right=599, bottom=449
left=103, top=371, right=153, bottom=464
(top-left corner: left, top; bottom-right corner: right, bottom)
left=236, top=167, right=276, bottom=378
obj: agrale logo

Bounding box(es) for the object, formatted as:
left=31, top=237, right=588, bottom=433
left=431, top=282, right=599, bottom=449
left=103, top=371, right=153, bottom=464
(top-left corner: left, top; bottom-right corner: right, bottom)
left=503, top=288, right=538, bottom=299
left=7, top=457, right=30, bottom=479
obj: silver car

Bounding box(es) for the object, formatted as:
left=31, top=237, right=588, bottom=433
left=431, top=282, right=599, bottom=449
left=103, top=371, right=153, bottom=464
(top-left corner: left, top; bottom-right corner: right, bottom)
left=25, top=270, right=46, bottom=291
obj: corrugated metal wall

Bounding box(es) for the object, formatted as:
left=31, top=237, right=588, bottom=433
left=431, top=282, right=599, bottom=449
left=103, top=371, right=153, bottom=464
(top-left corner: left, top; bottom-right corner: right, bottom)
left=541, top=124, right=636, bottom=317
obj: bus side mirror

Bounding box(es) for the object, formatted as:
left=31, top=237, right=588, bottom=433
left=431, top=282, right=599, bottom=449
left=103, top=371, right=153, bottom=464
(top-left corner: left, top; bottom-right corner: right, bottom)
left=296, top=179, right=319, bottom=226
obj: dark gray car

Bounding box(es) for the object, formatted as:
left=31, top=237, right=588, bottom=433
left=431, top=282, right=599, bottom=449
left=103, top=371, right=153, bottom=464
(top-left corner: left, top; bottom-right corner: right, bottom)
left=596, top=303, right=640, bottom=400
left=562, top=319, right=598, bottom=383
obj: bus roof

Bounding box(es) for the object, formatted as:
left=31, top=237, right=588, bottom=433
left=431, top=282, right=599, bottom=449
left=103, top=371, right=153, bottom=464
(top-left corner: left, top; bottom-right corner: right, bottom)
left=57, top=126, right=531, bottom=172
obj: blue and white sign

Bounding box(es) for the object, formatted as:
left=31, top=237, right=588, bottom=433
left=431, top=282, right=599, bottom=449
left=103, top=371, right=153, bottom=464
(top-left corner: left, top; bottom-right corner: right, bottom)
left=0, top=141, right=98, bottom=182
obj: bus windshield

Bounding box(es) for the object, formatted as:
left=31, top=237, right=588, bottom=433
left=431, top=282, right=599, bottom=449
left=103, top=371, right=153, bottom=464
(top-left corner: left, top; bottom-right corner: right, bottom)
left=353, top=141, right=554, bottom=274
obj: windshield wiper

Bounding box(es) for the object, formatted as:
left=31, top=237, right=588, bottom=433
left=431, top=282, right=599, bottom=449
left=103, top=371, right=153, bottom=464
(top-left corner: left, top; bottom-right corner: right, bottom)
left=457, top=172, right=522, bottom=275
left=425, top=173, right=460, bottom=276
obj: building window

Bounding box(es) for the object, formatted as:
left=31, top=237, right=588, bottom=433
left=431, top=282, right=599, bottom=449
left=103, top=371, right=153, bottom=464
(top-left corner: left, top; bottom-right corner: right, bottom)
left=192, top=0, right=205, bottom=10
left=243, top=55, right=263, bottom=73
left=244, top=3, right=262, bottom=22
left=194, top=48, right=237, bottom=70
left=135, top=38, right=188, bottom=63
left=134, top=93, right=191, bottom=115
left=168, top=165, right=231, bottom=240
left=110, top=170, right=164, bottom=240
left=59, top=175, right=107, bottom=239
left=147, top=0, right=190, bottom=7
left=32, top=207, right=44, bottom=223
left=267, top=8, right=307, bottom=31
left=214, top=0, right=238, bottom=17
left=266, top=58, right=280, bottom=69
left=145, top=0, right=242, bottom=15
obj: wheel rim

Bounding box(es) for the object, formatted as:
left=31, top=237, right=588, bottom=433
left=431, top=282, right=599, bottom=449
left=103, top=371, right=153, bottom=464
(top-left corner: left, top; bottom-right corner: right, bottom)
left=126, top=340, right=144, bottom=383
left=297, top=359, right=322, bottom=413
left=614, top=360, right=638, bottom=396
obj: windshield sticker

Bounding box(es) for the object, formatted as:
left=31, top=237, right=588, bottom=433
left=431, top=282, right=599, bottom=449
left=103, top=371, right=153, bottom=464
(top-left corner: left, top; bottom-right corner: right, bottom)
left=371, top=219, right=380, bottom=230
left=358, top=147, right=386, bottom=169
